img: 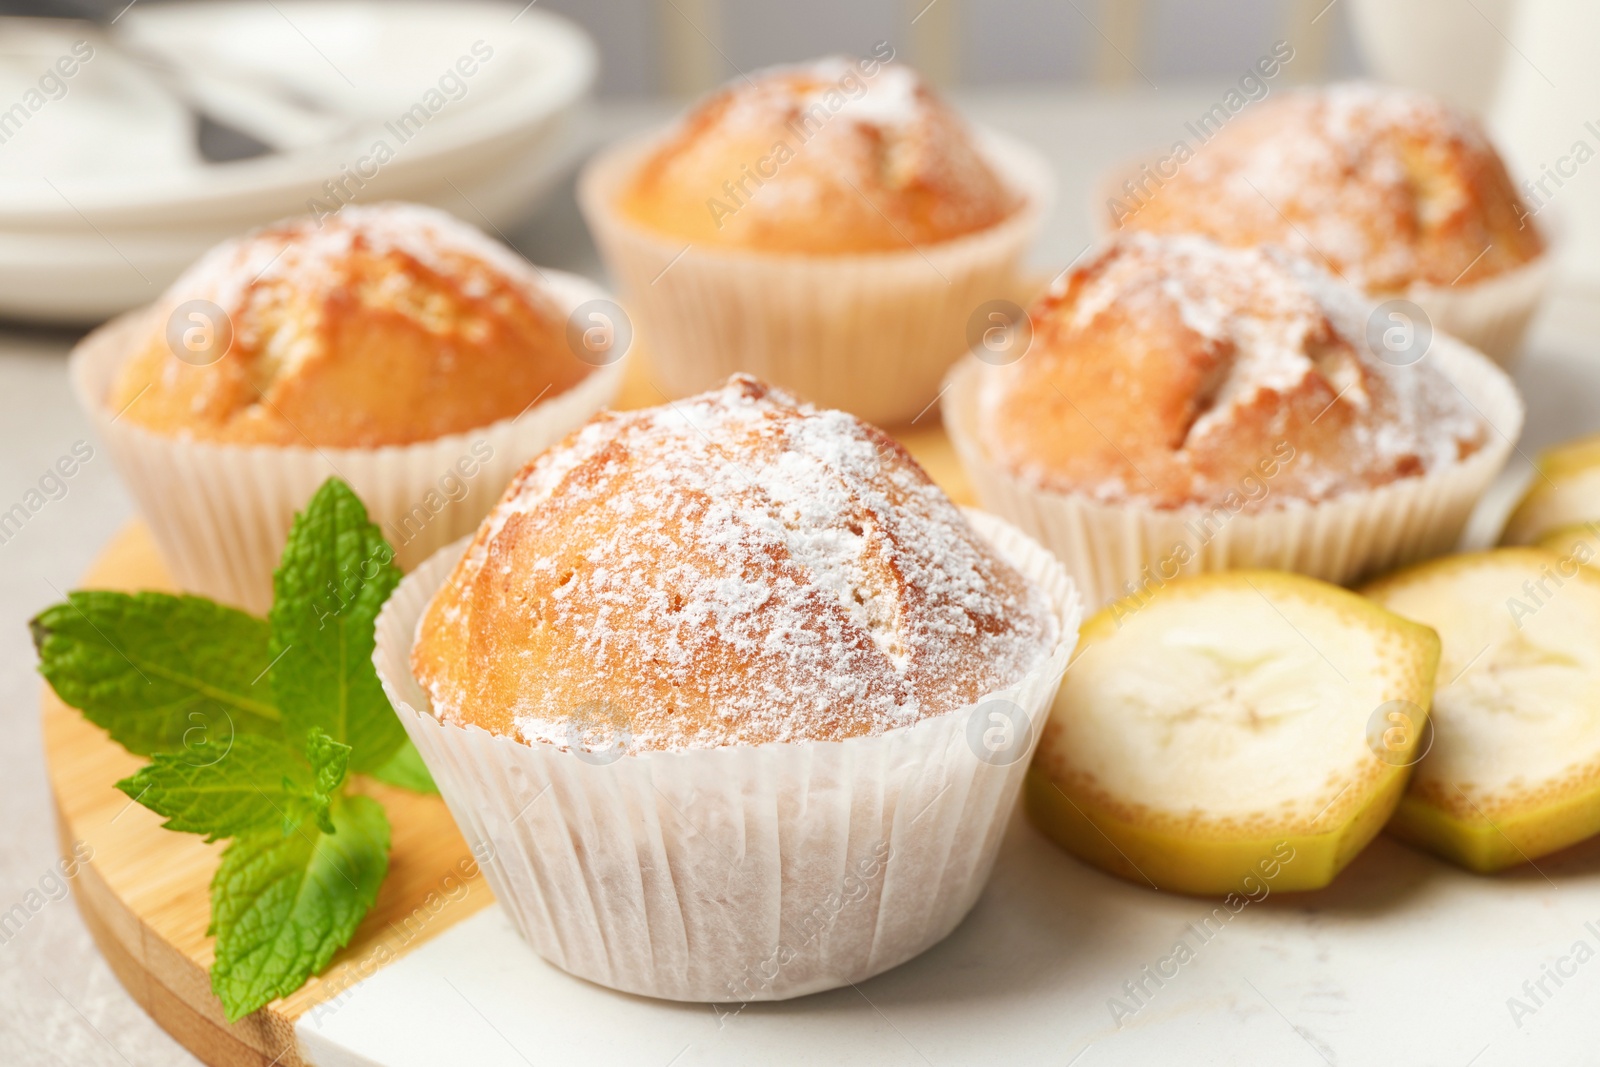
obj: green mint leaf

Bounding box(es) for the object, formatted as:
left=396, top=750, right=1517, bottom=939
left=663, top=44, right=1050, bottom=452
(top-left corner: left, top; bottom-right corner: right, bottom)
left=33, top=591, right=281, bottom=756
left=366, top=737, right=437, bottom=794
left=303, top=728, right=351, bottom=833
left=305, top=727, right=351, bottom=797
left=209, top=794, right=389, bottom=1023
left=114, top=735, right=314, bottom=843
left=269, top=479, right=406, bottom=774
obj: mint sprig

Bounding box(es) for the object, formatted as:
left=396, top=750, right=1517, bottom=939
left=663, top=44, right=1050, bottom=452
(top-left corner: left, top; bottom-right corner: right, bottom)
left=270, top=479, right=407, bottom=773
left=31, top=592, right=281, bottom=755
left=114, top=730, right=347, bottom=842
left=208, top=794, right=388, bottom=1017
left=34, top=477, right=433, bottom=1022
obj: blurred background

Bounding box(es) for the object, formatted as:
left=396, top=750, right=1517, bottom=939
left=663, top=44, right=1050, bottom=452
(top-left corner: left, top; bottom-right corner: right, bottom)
left=6, top=0, right=1373, bottom=97
left=0, top=0, right=1585, bottom=326
left=526, top=0, right=1366, bottom=95
left=3, top=0, right=1586, bottom=327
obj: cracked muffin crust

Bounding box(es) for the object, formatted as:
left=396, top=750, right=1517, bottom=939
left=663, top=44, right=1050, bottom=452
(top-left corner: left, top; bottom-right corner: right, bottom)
left=977, top=234, right=1489, bottom=509
left=1114, top=82, right=1544, bottom=293
left=618, top=57, right=1021, bottom=254
left=412, top=375, right=1058, bottom=751
left=108, top=202, right=593, bottom=448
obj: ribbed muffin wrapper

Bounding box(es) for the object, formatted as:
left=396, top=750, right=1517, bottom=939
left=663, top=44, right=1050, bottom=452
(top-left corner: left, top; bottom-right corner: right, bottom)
left=578, top=127, right=1054, bottom=427
left=1087, top=162, right=1552, bottom=367
left=942, top=337, right=1525, bottom=611
left=373, top=511, right=1081, bottom=1002
left=69, top=269, right=625, bottom=615
left=1406, top=253, right=1552, bottom=367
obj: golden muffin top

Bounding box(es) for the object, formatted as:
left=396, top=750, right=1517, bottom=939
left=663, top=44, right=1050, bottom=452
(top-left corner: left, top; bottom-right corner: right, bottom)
left=412, top=375, right=1058, bottom=753
left=108, top=202, right=593, bottom=448
left=1114, top=83, right=1544, bottom=291
left=618, top=56, right=1020, bottom=254
left=977, top=234, right=1489, bottom=509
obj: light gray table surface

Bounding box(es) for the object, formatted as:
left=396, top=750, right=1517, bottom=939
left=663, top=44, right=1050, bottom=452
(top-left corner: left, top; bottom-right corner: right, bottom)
left=3, top=87, right=1599, bottom=1066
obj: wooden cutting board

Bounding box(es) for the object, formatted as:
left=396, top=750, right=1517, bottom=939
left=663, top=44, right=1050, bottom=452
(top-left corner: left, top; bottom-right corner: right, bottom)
left=40, top=356, right=975, bottom=1067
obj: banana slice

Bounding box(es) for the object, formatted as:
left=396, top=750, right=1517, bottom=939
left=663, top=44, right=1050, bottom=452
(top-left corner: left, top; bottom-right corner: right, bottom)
left=1364, top=549, right=1600, bottom=872
left=1028, top=571, right=1439, bottom=895
left=1537, top=521, right=1600, bottom=563
left=1503, top=433, right=1600, bottom=544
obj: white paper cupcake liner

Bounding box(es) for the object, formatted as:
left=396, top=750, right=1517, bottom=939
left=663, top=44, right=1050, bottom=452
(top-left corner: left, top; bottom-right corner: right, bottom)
left=373, top=511, right=1081, bottom=1002
left=942, top=337, right=1525, bottom=610
left=1406, top=254, right=1552, bottom=367
left=70, top=269, right=625, bottom=615
left=1087, top=160, right=1552, bottom=366
left=579, top=126, right=1054, bottom=427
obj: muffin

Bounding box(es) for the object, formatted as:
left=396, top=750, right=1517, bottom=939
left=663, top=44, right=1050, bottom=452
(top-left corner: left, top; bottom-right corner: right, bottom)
left=943, top=234, right=1524, bottom=607
left=71, top=202, right=625, bottom=612
left=107, top=203, right=594, bottom=448
left=580, top=54, right=1052, bottom=425
left=1101, top=83, right=1549, bottom=362
left=377, top=375, right=1081, bottom=1001
left=617, top=59, right=1017, bottom=254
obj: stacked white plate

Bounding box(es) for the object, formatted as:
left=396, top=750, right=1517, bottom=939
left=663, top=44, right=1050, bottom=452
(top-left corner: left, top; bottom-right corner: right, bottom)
left=0, top=0, right=596, bottom=323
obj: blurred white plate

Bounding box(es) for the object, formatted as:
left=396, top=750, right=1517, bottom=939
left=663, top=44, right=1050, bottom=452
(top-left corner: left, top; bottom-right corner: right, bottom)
left=0, top=122, right=588, bottom=322
left=0, top=0, right=595, bottom=323
left=0, top=18, right=198, bottom=184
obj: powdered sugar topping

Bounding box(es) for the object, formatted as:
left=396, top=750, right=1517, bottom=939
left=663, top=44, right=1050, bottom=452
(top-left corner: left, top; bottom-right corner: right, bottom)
left=423, top=376, right=1059, bottom=752
left=717, top=55, right=925, bottom=134
left=169, top=202, right=539, bottom=316
left=1139, top=82, right=1528, bottom=291
left=984, top=233, right=1489, bottom=504
left=1052, top=234, right=1375, bottom=415
left=156, top=203, right=553, bottom=387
